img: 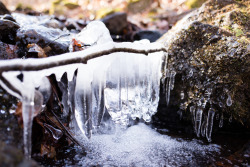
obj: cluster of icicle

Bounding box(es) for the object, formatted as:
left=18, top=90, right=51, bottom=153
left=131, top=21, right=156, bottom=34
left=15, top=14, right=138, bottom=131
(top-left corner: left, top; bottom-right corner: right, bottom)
left=0, top=21, right=165, bottom=158
left=164, top=71, right=216, bottom=142
left=164, top=67, right=233, bottom=142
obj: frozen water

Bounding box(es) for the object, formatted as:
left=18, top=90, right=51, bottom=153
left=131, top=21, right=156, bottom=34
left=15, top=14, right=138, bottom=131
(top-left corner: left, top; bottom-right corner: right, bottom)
left=74, top=21, right=113, bottom=47
left=195, top=107, right=203, bottom=137
left=206, top=108, right=215, bottom=142
left=0, top=18, right=165, bottom=156
left=165, top=70, right=176, bottom=105
left=226, top=94, right=232, bottom=106
left=77, top=123, right=220, bottom=167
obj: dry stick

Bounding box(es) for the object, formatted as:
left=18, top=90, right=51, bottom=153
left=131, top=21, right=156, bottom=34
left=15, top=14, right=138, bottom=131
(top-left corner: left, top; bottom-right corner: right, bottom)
left=44, top=110, right=84, bottom=148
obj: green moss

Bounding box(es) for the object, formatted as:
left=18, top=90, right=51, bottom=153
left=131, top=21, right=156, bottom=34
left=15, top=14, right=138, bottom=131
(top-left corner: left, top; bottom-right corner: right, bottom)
left=15, top=3, right=23, bottom=11
left=63, top=1, right=79, bottom=9
left=185, top=0, right=206, bottom=8
left=234, top=28, right=244, bottom=37
left=15, top=3, right=33, bottom=11
left=95, top=7, right=121, bottom=19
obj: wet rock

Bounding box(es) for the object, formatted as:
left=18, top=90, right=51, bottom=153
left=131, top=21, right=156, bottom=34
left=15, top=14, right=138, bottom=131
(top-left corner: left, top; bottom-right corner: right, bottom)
left=133, top=30, right=162, bottom=42
left=0, top=1, right=10, bottom=15
left=40, top=18, right=64, bottom=30
left=0, top=41, right=18, bottom=59
left=16, top=25, right=70, bottom=56
left=12, top=13, right=51, bottom=28
left=0, top=19, right=20, bottom=44
left=0, top=141, right=40, bottom=167
left=64, top=18, right=81, bottom=31
left=127, top=0, right=154, bottom=14
left=1, top=14, right=16, bottom=22
left=0, top=88, right=21, bottom=146
left=102, top=12, right=128, bottom=35
left=156, top=0, right=250, bottom=133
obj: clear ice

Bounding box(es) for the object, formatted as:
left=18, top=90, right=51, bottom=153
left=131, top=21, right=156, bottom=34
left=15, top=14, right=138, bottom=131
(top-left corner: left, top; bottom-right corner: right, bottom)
left=0, top=21, right=165, bottom=157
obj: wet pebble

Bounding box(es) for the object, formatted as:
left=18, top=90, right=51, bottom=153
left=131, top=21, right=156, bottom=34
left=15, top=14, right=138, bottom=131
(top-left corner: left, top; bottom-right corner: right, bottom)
left=102, top=12, right=128, bottom=35
left=0, top=19, right=20, bottom=44
left=16, top=24, right=70, bottom=56
left=133, top=30, right=162, bottom=42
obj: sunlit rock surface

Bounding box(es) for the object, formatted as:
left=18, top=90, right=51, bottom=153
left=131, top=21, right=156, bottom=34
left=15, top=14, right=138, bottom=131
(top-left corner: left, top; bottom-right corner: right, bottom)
left=157, top=0, right=250, bottom=140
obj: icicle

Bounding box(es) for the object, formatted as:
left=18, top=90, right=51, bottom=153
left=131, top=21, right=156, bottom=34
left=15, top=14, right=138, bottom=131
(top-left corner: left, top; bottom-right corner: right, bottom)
left=21, top=73, right=37, bottom=159
left=36, top=77, right=51, bottom=105
left=219, top=113, right=223, bottom=128
left=74, top=65, right=93, bottom=139
left=195, top=107, right=203, bottom=137
left=91, top=79, right=105, bottom=129
left=22, top=95, right=34, bottom=159
left=165, top=70, right=171, bottom=106
left=58, top=73, right=70, bottom=116
left=201, top=115, right=207, bottom=137
left=140, top=56, right=150, bottom=122
left=33, top=90, right=43, bottom=116
left=226, top=94, right=232, bottom=106
left=170, top=71, right=176, bottom=90
left=206, top=108, right=215, bottom=142
left=166, top=70, right=176, bottom=106
left=190, top=106, right=196, bottom=129
left=44, top=124, right=63, bottom=140
left=148, top=54, right=161, bottom=116
left=130, top=55, right=140, bottom=120
left=104, top=57, right=123, bottom=124
left=200, top=96, right=207, bottom=108
left=180, top=91, right=184, bottom=100
left=68, top=73, right=77, bottom=115
left=204, top=88, right=212, bottom=101
left=160, top=52, right=168, bottom=93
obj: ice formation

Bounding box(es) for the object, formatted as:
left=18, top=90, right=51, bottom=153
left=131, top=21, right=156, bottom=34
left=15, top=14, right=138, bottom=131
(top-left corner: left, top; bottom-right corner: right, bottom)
left=0, top=21, right=165, bottom=157
left=0, top=19, right=232, bottom=160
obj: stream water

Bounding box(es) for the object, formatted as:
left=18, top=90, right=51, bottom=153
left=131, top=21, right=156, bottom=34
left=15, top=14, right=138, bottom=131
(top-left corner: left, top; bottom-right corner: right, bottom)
left=33, top=121, right=249, bottom=167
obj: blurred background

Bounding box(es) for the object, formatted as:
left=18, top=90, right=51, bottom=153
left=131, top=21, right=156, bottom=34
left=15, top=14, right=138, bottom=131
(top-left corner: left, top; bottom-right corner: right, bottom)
left=1, top=0, right=205, bottom=31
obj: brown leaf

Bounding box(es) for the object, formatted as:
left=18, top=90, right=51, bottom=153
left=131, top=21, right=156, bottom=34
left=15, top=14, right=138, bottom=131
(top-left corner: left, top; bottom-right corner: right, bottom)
left=27, top=43, right=47, bottom=58
left=40, top=144, right=56, bottom=158
left=15, top=102, right=23, bottom=128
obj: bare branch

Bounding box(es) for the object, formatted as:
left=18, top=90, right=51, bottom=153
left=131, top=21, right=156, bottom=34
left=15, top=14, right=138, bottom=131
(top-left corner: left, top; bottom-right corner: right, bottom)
left=0, top=42, right=167, bottom=73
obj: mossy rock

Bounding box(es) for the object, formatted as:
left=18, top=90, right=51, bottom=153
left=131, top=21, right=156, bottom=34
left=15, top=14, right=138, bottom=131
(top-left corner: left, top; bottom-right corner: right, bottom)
left=158, top=0, right=250, bottom=130
left=49, top=0, right=79, bottom=15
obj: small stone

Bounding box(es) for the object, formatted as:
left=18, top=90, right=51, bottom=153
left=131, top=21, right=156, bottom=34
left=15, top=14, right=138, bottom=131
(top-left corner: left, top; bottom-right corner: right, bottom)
left=0, top=19, right=20, bottom=44
left=102, top=12, right=128, bottom=35
left=133, top=30, right=162, bottom=42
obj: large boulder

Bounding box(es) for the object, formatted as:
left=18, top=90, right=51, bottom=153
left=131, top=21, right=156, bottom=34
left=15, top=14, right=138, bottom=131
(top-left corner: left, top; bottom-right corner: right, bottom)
left=155, top=0, right=250, bottom=135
